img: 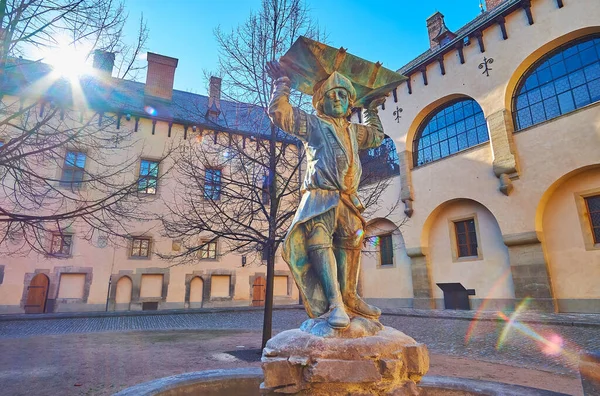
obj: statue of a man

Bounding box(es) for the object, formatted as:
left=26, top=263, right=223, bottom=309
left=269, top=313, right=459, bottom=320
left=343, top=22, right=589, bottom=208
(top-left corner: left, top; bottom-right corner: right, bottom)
left=267, top=61, right=386, bottom=330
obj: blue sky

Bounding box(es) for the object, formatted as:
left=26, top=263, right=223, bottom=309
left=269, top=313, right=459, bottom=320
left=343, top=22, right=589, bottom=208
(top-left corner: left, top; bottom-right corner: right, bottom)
left=123, top=0, right=486, bottom=95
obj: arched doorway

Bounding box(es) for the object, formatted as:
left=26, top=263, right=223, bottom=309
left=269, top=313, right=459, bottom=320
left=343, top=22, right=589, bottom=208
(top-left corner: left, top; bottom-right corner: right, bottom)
left=114, top=276, right=132, bottom=311
left=252, top=276, right=266, bottom=307
left=189, top=276, right=204, bottom=308
left=25, top=274, right=49, bottom=314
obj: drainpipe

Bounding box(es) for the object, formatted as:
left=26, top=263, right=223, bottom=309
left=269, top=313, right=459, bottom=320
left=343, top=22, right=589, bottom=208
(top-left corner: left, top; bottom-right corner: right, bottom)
left=105, top=245, right=117, bottom=311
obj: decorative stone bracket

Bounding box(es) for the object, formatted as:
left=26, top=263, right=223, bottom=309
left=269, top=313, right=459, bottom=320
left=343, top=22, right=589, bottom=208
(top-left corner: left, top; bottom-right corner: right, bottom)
left=398, top=150, right=414, bottom=217
left=487, top=109, right=519, bottom=196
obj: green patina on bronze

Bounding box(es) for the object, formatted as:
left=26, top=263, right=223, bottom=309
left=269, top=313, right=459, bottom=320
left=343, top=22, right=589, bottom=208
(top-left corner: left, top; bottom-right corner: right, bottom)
left=267, top=37, right=406, bottom=337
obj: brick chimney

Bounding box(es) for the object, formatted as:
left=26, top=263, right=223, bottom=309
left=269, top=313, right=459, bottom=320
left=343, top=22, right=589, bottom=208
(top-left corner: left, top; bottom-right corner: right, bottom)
left=207, top=76, right=222, bottom=119
left=485, top=0, right=507, bottom=11
left=426, top=12, right=456, bottom=49
left=92, top=50, right=115, bottom=76
left=145, top=52, right=179, bottom=101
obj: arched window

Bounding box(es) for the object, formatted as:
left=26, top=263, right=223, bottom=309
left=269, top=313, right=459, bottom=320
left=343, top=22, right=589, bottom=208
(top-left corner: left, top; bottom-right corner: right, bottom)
left=514, top=35, right=600, bottom=130
left=413, top=99, right=488, bottom=167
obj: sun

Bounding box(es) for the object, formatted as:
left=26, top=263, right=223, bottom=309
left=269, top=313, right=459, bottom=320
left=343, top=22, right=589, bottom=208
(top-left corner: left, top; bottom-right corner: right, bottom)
left=44, top=37, right=92, bottom=80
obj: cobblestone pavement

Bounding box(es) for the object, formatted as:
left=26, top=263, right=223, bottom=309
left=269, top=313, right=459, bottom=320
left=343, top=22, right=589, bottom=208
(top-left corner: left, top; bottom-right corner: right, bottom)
left=0, top=308, right=597, bottom=377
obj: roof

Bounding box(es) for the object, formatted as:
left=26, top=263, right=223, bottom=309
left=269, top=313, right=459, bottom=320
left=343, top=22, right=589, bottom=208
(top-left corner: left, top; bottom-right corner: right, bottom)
left=0, top=58, right=298, bottom=144
left=398, top=0, right=524, bottom=75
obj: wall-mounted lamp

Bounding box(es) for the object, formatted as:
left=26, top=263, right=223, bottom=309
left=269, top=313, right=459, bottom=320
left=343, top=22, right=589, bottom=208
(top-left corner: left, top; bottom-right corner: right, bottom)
left=192, top=125, right=197, bottom=132
left=125, top=113, right=131, bottom=121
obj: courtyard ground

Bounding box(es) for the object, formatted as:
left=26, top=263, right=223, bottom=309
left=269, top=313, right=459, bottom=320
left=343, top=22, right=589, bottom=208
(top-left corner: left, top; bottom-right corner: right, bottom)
left=0, top=307, right=595, bottom=395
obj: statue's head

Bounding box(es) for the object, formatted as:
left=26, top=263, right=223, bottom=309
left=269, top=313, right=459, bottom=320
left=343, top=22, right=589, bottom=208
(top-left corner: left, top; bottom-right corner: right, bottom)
left=313, top=72, right=356, bottom=118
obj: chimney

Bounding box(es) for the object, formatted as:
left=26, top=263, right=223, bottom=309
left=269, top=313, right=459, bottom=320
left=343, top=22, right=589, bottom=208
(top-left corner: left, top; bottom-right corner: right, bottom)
left=145, top=52, right=179, bottom=101
left=426, top=12, right=456, bottom=49
left=485, top=0, right=507, bottom=11
left=92, top=50, right=115, bottom=76
left=207, top=76, right=222, bottom=119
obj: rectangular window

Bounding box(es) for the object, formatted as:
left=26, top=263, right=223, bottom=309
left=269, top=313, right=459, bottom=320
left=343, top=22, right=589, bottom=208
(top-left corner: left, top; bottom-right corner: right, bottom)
left=379, top=234, right=394, bottom=266
left=204, top=168, right=222, bottom=200
left=199, top=240, right=217, bottom=260
left=51, top=234, right=72, bottom=256
left=138, top=159, right=159, bottom=194
left=261, top=245, right=269, bottom=261
left=130, top=237, right=151, bottom=258
left=585, top=195, right=600, bottom=244
left=454, top=219, right=478, bottom=258
left=61, top=151, right=86, bottom=187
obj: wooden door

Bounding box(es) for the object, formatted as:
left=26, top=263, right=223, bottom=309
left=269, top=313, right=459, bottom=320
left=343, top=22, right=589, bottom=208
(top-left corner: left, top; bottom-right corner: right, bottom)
left=25, top=274, right=49, bottom=314
left=252, top=276, right=266, bottom=307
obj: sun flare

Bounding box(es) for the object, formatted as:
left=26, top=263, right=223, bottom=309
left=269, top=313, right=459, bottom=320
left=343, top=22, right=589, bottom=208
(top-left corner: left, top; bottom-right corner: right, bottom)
left=44, top=38, right=92, bottom=80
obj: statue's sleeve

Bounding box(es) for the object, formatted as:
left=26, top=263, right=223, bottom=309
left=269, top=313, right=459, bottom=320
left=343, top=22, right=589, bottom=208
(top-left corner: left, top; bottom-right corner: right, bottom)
left=356, top=107, right=385, bottom=149
left=268, top=77, right=309, bottom=141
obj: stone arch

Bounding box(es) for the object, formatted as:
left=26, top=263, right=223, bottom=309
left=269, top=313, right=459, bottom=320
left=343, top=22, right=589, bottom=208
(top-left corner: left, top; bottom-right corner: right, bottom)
left=189, top=276, right=204, bottom=308
left=114, top=276, right=132, bottom=310
left=419, top=198, right=514, bottom=311
left=535, top=164, right=600, bottom=313
left=504, top=26, right=600, bottom=114
left=361, top=217, right=413, bottom=309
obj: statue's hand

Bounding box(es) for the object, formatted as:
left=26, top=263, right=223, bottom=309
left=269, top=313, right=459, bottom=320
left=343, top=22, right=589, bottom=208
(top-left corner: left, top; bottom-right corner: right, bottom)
left=266, top=60, right=287, bottom=80
left=366, top=96, right=387, bottom=111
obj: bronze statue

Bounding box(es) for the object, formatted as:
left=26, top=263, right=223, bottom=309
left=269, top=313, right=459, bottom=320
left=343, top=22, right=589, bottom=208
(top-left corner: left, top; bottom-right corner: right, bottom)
left=267, top=62, right=387, bottom=330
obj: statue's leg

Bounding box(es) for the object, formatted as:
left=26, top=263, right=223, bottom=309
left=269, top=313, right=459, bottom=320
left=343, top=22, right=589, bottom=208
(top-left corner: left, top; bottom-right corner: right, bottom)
left=305, top=212, right=350, bottom=329
left=335, top=205, right=382, bottom=319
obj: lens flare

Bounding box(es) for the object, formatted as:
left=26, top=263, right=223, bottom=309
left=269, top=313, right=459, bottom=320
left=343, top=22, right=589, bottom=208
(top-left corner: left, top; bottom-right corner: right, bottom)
left=542, top=334, right=564, bottom=356
left=144, top=106, right=157, bottom=116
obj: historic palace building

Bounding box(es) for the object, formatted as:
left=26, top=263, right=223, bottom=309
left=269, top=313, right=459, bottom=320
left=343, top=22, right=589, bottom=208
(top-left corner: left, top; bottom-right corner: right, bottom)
left=362, top=0, right=600, bottom=313
left=1, top=0, right=598, bottom=314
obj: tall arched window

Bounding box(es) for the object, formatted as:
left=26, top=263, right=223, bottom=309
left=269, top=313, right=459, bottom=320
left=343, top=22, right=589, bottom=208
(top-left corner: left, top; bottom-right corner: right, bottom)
left=514, top=35, right=600, bottom=130
left=413, top=99, right=488, bottom=167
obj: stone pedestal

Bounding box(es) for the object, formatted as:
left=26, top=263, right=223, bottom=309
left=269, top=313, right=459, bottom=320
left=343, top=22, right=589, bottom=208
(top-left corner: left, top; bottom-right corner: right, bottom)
left=261, top=326, right=429, bottom=395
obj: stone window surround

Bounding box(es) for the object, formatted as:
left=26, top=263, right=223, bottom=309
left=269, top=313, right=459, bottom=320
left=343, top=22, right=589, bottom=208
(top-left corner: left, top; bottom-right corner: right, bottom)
left=49, top=232, right=74, bottom=257
left=206, top=269, right=235, bottom=301
left=447, top=213, right=484, bottom=263
left=108, top=267, right=170, bottom=310
left=198, top=238, right=219, bottom=261
left=376, top=233, right=396, bottom=269
left=249, top=271, right=293, bottom=302
left=20, top=266, right=93, bottom=312
left=574, top=187, right=600, bottom=251
left=0, top=264, right=5, bottom=285
left=184, top=270, right=207, bottom=308
left=127, top=234, right=154, bottom=260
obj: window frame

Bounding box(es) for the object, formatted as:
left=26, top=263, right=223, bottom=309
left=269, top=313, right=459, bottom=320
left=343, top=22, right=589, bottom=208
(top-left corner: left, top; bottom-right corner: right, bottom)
left=199, top=239, right=218, bottom=260
left=512, top=34, right=600, bottom=131
left=203, top=168, right=222, bottom=200
left=585, top=195, right=600, bottom=245
left=60, top=150, right=87, bottom=188
left=130, top=237, right=152, bottom=259
left=448, top=214, right=483, bottom=262
left=575, top=188, right=600, bottom=251
left=138, top=159, right=160, bottom=195
left=50, top=233, right=73, bottom=256
left=412, top=98, right=489, bottom=168
left=378, top=234, right=394, bottom=267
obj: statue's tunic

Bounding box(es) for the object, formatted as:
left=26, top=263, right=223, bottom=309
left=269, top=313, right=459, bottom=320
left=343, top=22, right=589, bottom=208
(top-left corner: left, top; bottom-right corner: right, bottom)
left=268, top=78, right=384, bottom=318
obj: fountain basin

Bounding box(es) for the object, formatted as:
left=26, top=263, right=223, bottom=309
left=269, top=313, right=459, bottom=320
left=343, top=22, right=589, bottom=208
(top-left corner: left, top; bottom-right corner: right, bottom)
left=113, top=367, right=569, bottom=396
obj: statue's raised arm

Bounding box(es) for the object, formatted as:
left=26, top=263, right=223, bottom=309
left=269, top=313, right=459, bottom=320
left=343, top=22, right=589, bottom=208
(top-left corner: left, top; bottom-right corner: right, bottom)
left=266, top=60, right=309, bottom=140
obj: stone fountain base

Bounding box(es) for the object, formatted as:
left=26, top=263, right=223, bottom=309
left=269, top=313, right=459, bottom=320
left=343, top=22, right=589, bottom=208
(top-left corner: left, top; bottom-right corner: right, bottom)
left=261, top=326, right=429, bottom=395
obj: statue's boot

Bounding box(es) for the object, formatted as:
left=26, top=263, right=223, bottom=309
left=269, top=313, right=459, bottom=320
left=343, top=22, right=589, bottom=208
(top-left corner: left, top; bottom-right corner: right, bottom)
left=336, top=246, right=382, bottom=319
left=308, top=247, right=350, bottom=329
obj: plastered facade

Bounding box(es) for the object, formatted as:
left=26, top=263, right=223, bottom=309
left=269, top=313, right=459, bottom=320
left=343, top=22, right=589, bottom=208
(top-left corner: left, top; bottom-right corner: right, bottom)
left=361, top=0, right=600, bottom=313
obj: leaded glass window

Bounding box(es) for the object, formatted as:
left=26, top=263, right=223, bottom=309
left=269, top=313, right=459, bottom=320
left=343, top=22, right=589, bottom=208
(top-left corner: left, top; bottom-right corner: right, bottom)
left=61, top=151, right=86, bottom=187
left=514, top=35, right=600, bottom=130
left=585, top=195, right=600, bottom=244
left=413, top=99, right=488, bottom=167
left=204, top=168, right=222, bottom=200
left=138, top=159, right=159, bottom=194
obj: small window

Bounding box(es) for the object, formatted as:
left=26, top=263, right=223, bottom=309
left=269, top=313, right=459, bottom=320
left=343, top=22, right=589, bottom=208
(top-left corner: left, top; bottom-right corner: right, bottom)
left=130, top=237, right=151, bottom=258
left=379, top=234, right=394, bottom=266
left=61, top=151, right=86, bottom=187
left=204, top=168, right=222, bottom=200
left=585, top=195, right=600, bottom=244
left=199, top=240, right=217, bottom=260
left=138, top=159, right=159, bottom=194
left=454, top=219, right=478, bottom=258
left=261, top=245, right=270, bottom=261
left=51, top=234, right=73, bottom=256
left=261, top=174, right=270, bottom=205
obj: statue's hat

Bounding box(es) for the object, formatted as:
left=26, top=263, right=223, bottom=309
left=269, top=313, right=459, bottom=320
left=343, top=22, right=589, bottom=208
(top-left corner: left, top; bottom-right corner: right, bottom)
left=311, top=71, right=356, bottom=109
left=279, top=36, right=407, bottom=107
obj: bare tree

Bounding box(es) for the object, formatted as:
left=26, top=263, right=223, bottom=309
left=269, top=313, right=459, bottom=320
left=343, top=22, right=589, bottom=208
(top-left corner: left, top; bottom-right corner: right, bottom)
left=0, top=0, right=161, bottom=255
